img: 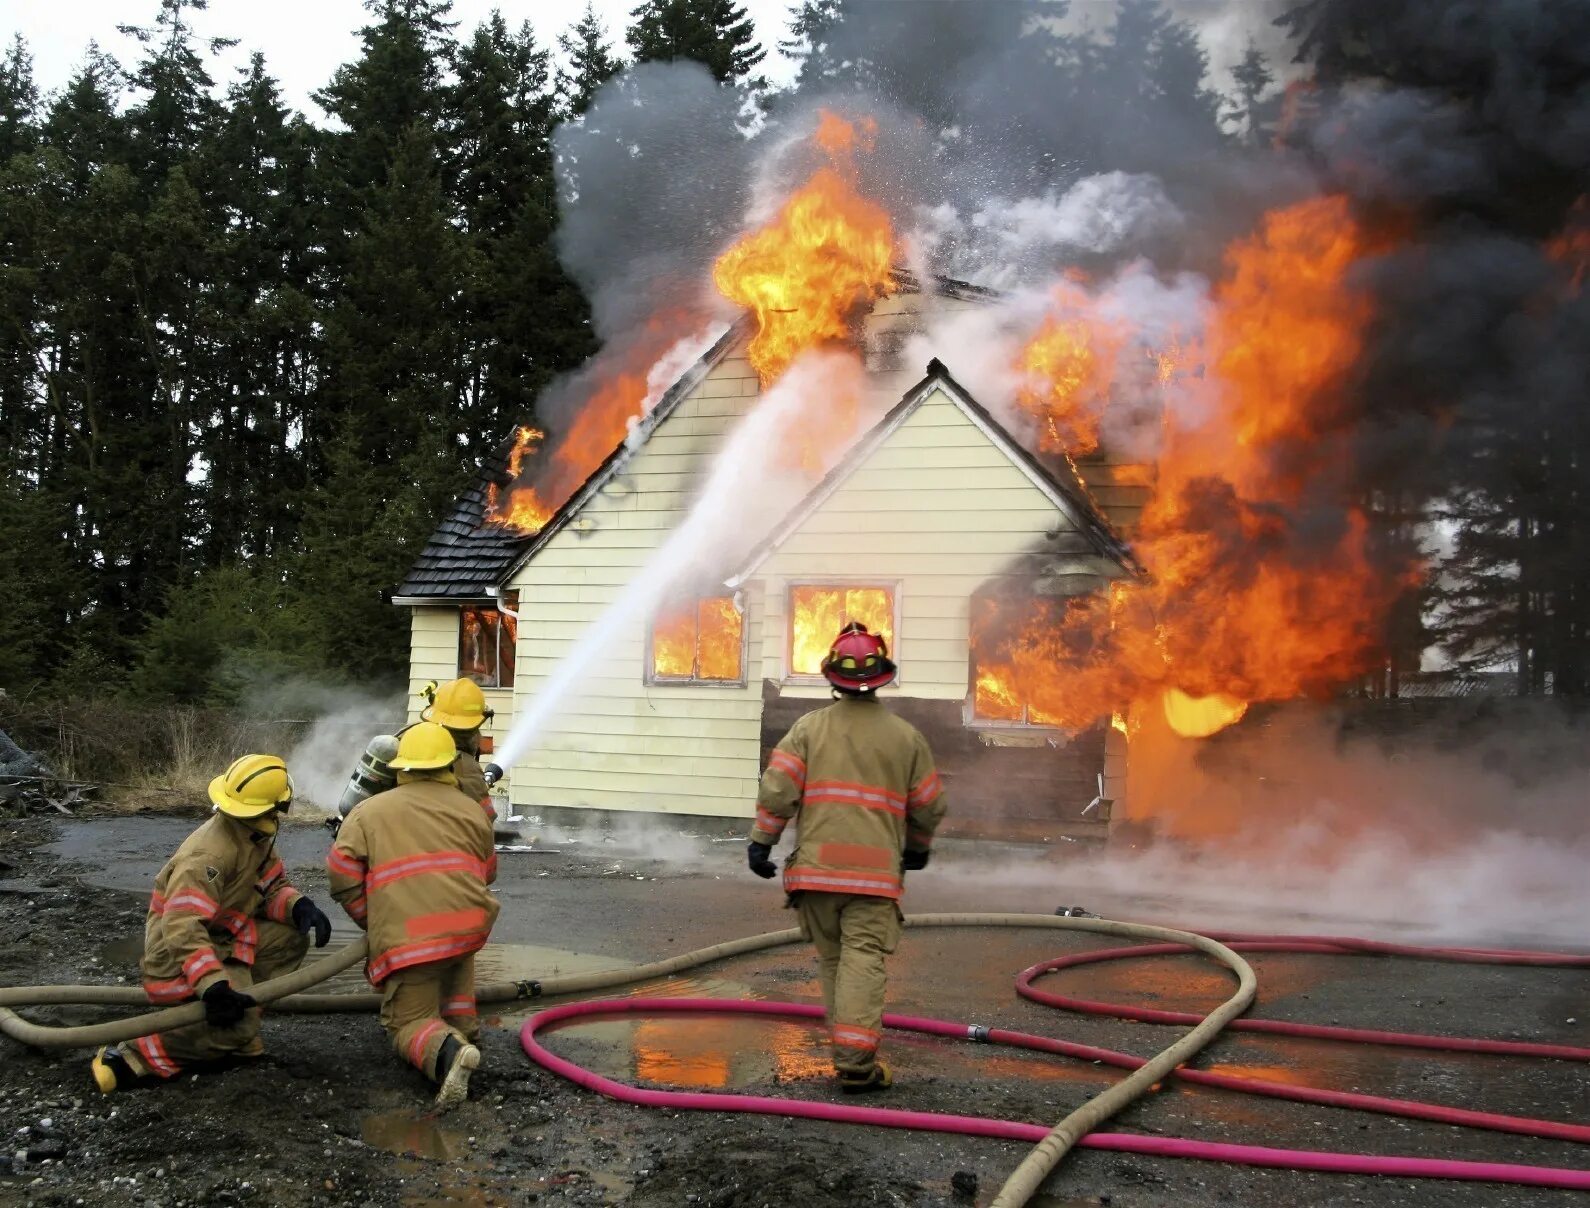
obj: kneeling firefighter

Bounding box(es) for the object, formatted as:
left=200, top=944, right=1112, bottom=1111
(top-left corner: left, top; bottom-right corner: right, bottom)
left=744, top=623, right=947, bottom=1093
left=326, top=722, right=500, bottom=1109
left=336, top=678, right=500, bottom=827
left=91, top=755, right=334, bottom=1092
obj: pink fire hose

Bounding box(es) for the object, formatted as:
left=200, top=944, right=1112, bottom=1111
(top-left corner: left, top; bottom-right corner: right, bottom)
left=519, top=924, right=1590, bottom=1202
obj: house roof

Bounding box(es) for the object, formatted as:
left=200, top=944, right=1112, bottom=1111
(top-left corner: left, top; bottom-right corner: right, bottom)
left=725, top=359, right=1136, bottom=587
left=392, top=321, right=746, bottom=603
left=394, top=271, right=1125, bottom=603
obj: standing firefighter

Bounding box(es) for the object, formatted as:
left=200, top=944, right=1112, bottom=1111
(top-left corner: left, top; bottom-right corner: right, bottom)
left=90, top=755, right=334, bottom=1092
left=326, top=722, right=500, bottom=1109
left=745, top=623, right=946, bottom=1093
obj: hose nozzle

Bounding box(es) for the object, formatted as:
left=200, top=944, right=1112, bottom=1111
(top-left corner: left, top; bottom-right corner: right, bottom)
left=483, top=762, right=504, bottom=787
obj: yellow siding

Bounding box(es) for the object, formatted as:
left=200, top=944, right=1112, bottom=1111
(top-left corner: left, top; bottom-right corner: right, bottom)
left=755, top=384, right=1093, bottom=701
left=405, top=607, right=515, bottom=791
left=504, top=353, right=767, bottom=819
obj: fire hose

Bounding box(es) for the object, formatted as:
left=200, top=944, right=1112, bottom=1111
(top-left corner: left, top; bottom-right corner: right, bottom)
left=3, top=915, right=1588, bottom=1203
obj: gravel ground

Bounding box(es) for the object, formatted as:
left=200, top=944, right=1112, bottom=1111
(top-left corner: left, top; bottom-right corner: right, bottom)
left=1, top=809, right=1587, bottom=1207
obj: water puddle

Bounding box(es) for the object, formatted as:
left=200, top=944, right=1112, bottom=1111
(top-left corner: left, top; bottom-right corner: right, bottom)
left=360, top=1110, right=468, bottom=1162
left=99, top=935, right=144, bottom=967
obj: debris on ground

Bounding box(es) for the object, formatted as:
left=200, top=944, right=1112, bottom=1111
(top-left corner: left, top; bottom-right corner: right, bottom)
left=0, top=729, right=93, bottom=817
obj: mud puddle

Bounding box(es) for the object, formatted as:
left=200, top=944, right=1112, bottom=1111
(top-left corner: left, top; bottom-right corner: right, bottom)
left=360, top=1110, right=470, bottom=1162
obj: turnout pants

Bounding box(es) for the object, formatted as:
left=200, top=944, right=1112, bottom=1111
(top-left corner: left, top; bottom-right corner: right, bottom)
left=378, top=953, right=479, bottom=1082
left=795, top=891, right=902, bottom=1077
left=127, top=920, right=309, bottom=1079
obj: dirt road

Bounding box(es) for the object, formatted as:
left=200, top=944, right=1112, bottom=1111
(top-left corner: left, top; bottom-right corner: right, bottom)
left=1, top=809, right=1585, bottom=1206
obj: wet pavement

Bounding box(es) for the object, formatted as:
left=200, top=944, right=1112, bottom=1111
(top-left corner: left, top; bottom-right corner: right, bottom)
left=11, top=812, right=1590, bottom=1207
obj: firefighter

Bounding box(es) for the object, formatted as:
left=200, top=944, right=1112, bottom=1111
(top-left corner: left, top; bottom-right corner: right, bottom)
left=745, top=622, right=947, bottom=1093
left=326, top=722, right=500, bottom=1109
left=419, top=678, right=496, bottom=814
left=89, top=755, right=334, bottom=1092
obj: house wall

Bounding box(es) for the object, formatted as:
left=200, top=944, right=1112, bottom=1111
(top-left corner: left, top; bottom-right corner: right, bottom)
left=503, top=351, right=768, bottom=819
left=406, top=606, right=515, bottom=782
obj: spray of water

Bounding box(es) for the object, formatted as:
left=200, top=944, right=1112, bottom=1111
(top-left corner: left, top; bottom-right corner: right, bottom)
left=493, top=352, right=866, bottom=771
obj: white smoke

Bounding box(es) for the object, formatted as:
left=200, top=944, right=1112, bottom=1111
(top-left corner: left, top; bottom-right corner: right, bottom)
left=912, top=172, right=1186, bottom=290
left=286, top=692, right=406, bottom=816
left=496, top=351, right=871, bottom=770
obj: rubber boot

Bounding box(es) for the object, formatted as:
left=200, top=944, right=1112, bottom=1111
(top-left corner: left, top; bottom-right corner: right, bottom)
left=91, top=1045, right=153, bottom=1094
left=838, top=1059, right=893, bottom=1095
left=433, top=1035, right=480, bottom=1111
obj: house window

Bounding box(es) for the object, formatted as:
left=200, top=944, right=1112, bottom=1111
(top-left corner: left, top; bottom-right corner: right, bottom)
left=460, top=599, right=517, bottom=688
left=788, top=585, right=896, bottom=677
left=970, top=594, right=1063, bottom=726
left=650, top=595, right=745, bottom=684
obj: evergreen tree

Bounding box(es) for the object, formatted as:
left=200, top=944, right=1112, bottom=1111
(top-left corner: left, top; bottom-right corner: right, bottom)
left=1226, top=38, right=1280, bottom=147
left=452, top=14, right=597, bottom=441
left=0, top=35, right=39, bottom=163
left=626, top=0, right=766, bottom=86
left=779, top=0, right=843, bottom=91
left=556, top=1, right=622, bottom=118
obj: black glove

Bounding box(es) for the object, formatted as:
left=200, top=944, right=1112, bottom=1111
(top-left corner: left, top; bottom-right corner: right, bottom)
left=901, top=848, right=931, bottom=872
left=747, top=842, right=777, bottom=879
left=292, top=896, right=333, bottom=948
left=201, top=980, right=257, bottom=1028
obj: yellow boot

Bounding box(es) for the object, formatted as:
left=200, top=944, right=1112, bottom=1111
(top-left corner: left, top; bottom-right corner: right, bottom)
left=90, top=1045, right=150, bottom=1094
left=433, top=1036, right=480, bottom=1111
left=839, top=1059, right=893, bottom=1095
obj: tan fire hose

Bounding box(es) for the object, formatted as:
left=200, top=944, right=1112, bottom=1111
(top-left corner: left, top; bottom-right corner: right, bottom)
left=0, top=915, right=1256, bottom=1208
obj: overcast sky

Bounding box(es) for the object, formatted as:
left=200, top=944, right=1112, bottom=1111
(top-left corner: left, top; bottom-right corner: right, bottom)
left=9, top=0, right=798, bottom=117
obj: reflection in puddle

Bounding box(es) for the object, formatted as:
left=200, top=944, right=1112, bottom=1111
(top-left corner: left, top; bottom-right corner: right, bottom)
left=361, top=1111, right=468, bottom=1161
left=547, top=1012, right=832, bottom=1089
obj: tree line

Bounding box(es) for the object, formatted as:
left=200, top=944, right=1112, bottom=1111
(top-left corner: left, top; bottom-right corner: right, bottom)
left=1, top=0, right=1572, bottom=711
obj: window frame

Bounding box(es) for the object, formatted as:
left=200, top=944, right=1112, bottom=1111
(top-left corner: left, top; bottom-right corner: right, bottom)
left=458, top=595, right=518, bottom=690
left=644, top=592, right=750, bottom=688
left=782, top=579, right=903, bottom=687
left=963, top=592, right=1065, bottom=731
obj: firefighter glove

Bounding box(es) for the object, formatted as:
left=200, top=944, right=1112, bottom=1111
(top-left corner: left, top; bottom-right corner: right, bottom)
left=292, top=896, right=333, bottom=948
left=747, top=842, right=777, bottom=879
left=901, top=848, right=931, bottom=872
left=201, top=980, right=257, bottom=1027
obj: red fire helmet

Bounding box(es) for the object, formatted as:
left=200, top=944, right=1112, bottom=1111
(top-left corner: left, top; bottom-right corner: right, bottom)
left=821, top=622, right=897, bottom=692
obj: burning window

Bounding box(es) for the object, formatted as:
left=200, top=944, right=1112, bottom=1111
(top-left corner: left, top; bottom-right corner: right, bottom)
left=650, top=595, right=745, bottom=684
left=789, top=586, right=895, bottom=677
left=969, top=595, right=1066, bottom=726
left=459, top=600, right=517, bottom=689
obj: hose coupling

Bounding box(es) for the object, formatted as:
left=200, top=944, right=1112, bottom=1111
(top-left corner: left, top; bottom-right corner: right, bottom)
left=516, top=978, right=543, bottom=1000
left=968, top=1024, right=992, bottom=1043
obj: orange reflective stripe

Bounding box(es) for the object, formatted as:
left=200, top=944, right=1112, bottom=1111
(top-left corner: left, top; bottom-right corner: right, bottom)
left=832, top=1024, right=881, bottom=1050
left=367, top=851, right=490, bottom=889
left=784, top=867, right=902, bottom=897
left=442, top=996, right=477, bottom=1017
left=327, top=848, right=365, bottom=879
left=264, top=889, right=297, bottom=924
left=345, top=894, right=369, bottom=922
left=754, top=807, right=788, bottom=835
left=367, top=933, right=489, bottom=985
left=135, top=1032, right=180, bottom=1078
left=163, top=889, right=220, bottom=919
left=182, top=949, right=223, bottom=987
left=407, top=1019, right=445, bottom=1068
left=802, top=780, right=906, bottom=816
left=908, top=770, right=942, bottom=808
left=143, top=974, right=193, bottom=1004
left=768, top=749, right=806, bottom=789
left=403, top=907, right=490, bottom=940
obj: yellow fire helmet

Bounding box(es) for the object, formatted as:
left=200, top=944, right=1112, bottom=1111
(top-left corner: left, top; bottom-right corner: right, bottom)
left=208, top=754, right=294, bottom=819
left=420, top=677, right=492, bottom=731
left=388, top=721, right=459, bottom=772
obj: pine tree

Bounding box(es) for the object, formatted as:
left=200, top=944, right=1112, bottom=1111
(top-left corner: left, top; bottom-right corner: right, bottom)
left=0, top=35, right=39, bottom=163
left=556, top=1, right=622, bottom=118
left=626, top=0, right=766, bottom=86
left=1226, top=38, right=1279, bottom=147
left=779, top=0, right=843, bottom=91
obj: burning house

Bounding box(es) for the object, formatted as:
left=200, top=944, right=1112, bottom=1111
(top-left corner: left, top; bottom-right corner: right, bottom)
left=393, top=277, right=1146, bottom=840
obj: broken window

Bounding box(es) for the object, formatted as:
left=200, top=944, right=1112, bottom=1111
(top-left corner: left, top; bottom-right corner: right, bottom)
left=460, top=599, right=517, bottom=688
left=650, top=595, right=745, bottom=684
left=788, top=585, right=896, bottom=677
left=969, top=594, right=1065, bottom=726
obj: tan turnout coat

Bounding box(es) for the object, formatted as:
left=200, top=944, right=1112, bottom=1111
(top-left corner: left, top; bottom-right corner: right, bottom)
left=748, top=697, right=947, bottom=899
left=141, top=813, right=303, bottom=1002
left=327, top=778, right=500, bottom=985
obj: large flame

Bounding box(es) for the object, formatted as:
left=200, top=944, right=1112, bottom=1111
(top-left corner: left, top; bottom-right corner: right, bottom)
left=711, top=111, right=895, bottom=474
left=652, top=595, right=744, bottom=681
left=790, top=586, right=893, bottom=677
left=977, top=196, right=1412, bottom=737
left=1016, top=281, right=1124, bottom=455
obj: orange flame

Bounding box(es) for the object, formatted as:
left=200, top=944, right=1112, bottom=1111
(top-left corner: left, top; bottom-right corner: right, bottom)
left=712, top=112, right=896, bottom=390
left=976, top=196, right=1412, bottom=737
left=790, top=586, right=893, bottom=677
left=486, top=426, right=555, bottom=533
left=652, top=595, right=744, bottom=681
left=1547, top=197, right=1590, bottom=293
left=1016, top=282, right=1124, bottom=455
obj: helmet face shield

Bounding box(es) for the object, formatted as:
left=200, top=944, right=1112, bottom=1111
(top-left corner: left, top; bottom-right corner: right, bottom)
left=821, top=623, right=897, bottom=691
